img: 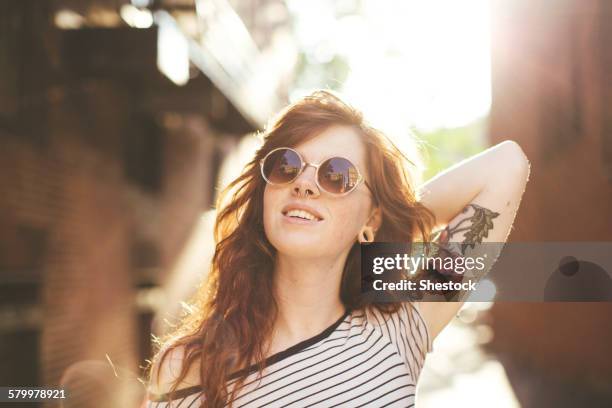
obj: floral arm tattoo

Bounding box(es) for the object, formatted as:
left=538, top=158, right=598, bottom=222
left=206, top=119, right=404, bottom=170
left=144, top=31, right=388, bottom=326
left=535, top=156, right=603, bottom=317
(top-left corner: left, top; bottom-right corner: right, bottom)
left=433, top=203, right=501, bottom=256
left=421, top=204, right=502, bottom=300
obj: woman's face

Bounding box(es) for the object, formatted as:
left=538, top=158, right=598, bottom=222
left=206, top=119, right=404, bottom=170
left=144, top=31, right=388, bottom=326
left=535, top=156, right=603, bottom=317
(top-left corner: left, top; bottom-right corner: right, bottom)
left=263, top=125, right=376, bottom=259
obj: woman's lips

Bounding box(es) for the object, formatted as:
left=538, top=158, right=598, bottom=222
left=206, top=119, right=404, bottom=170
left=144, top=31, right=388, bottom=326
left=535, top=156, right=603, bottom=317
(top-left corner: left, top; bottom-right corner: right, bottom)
left=281, top=203, right=324, bottom=220
left=282, top=213, right=323, bottom=225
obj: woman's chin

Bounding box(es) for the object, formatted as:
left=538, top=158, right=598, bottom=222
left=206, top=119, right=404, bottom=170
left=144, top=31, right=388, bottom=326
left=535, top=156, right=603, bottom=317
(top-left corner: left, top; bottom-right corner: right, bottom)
left=273, top=239, right=328, bottom=258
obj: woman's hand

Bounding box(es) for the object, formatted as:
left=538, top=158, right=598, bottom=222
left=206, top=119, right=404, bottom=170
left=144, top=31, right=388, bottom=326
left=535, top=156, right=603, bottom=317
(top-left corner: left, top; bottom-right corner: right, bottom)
left=416, top=140, right=531, bottom=341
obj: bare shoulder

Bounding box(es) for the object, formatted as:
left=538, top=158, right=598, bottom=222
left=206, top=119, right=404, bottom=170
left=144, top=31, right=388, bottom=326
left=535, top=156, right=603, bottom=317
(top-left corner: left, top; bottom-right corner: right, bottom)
left=148, top=344, right=201, bottom=395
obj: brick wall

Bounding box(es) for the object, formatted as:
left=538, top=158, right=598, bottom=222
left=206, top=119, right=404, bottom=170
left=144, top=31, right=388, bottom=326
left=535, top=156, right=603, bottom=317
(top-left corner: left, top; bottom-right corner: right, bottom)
left=487, top=0, right=612, bottom=405
left=1, top=82, right=231, bottom=407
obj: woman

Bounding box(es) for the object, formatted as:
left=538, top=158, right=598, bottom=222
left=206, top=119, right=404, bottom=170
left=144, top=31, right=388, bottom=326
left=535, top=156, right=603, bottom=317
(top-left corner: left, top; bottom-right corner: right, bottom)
left=144, top=90, right=530, bottom=407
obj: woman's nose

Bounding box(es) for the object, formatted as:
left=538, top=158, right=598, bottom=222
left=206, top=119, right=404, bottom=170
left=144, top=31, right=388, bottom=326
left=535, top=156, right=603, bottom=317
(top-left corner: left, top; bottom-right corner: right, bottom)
left=291, top=165, right=320, bottom=198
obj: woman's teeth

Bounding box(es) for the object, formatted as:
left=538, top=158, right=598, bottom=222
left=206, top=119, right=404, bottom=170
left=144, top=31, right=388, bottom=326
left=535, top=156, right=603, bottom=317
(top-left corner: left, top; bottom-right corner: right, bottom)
left=286, top=209, right=318, bottom=221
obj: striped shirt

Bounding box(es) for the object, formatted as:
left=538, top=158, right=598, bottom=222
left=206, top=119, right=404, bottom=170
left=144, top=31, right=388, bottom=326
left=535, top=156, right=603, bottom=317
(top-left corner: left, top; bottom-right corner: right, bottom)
left=145, top=302, right=433, bottom=407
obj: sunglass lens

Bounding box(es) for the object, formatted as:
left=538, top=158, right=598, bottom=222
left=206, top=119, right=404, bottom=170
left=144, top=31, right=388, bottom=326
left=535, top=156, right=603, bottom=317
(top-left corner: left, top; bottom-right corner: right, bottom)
left=262, top=148, right=302, bottom=184
left=319, top=157, right=359, bottom=194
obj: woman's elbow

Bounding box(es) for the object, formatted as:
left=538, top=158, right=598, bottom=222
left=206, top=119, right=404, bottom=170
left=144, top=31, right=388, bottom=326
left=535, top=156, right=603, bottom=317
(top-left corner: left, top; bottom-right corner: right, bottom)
left=497, top=139, right=531, bottom=179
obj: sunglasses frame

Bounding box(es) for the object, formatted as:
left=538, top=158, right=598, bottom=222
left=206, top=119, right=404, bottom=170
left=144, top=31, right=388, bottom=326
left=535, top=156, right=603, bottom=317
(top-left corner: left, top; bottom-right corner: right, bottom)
left=259, top=147, right=376, bottom=198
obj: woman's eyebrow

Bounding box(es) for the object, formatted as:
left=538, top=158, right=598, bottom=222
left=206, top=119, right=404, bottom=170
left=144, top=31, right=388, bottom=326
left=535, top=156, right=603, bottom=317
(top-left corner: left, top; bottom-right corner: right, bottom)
left=296, top=148, right=357, bottom=164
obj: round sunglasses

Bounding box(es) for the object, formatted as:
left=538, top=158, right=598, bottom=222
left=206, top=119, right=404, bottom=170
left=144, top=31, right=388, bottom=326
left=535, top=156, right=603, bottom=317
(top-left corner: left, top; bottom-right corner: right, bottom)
left=259, top=147, right=375, bottom=197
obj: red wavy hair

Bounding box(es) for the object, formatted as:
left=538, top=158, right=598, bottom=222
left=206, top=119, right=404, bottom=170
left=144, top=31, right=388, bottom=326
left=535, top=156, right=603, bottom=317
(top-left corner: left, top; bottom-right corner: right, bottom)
left=148, top=90, right=437, bottom=407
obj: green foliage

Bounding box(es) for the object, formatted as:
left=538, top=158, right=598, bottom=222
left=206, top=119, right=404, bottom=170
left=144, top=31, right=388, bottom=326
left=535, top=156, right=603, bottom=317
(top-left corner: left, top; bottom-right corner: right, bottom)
left=413, top=116, right=488, bottom=181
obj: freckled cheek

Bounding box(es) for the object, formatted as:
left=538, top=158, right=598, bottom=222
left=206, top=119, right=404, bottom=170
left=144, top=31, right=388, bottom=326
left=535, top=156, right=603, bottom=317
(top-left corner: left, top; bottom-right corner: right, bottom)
left=327, top=203, right=366, bottom=243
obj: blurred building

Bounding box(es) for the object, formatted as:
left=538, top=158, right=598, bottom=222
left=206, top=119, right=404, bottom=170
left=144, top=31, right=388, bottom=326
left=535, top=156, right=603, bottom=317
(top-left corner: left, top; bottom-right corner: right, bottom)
left=488, top=0, right=612, bottom=406
left=0, top=0, right=296, bottom=406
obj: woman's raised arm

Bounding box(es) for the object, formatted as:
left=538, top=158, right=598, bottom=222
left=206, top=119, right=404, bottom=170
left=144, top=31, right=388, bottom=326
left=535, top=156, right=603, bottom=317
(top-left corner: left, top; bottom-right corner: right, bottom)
left=415, top=140, right=531, bottom=341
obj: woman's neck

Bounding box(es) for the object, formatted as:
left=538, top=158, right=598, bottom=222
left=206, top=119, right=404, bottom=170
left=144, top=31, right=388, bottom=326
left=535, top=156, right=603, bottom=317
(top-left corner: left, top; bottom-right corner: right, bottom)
left=270, top=253, right=347, bottom=346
